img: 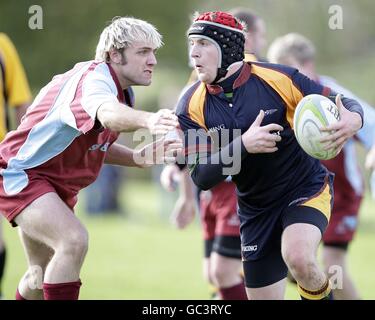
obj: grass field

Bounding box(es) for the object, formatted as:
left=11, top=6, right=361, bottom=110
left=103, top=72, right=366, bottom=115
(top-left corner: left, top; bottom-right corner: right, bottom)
left=3, top=178, right=375, bottom=300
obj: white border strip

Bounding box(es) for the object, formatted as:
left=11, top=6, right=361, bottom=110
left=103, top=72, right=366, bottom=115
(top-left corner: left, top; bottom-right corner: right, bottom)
left=192, top=20, right=243, bottom=34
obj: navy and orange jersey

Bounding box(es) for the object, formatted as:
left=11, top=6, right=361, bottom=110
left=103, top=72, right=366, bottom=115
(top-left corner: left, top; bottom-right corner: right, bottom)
left=176, top=61, right=363, bottom=214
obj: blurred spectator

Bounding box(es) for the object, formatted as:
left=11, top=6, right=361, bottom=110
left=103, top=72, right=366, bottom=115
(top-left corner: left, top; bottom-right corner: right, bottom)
left=85, top=165, right=123, bottom=214
left=268, top=32, right=375, bottom=299
left=229, top=7, right=267, bottom=61
left=0, top=32, right=31, bottom=298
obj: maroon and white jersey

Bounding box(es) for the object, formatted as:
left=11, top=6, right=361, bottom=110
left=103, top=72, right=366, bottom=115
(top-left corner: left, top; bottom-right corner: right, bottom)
left=319, top=76, right=375, bottom=243
left=0, top=61, right=132, bottom=202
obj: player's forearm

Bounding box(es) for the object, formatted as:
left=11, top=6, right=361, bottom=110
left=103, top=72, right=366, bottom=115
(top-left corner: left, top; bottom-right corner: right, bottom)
left=104, top=143, right=143, bottom=168
left=189, top=137, right=247, bottom=190
left=97, top=102, right=151, bottom=132
left=190, top=162, right=226, bottom=190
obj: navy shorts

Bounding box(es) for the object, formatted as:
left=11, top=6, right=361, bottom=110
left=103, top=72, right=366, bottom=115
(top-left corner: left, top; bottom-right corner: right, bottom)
left=240, top=173, right=334, bottom=288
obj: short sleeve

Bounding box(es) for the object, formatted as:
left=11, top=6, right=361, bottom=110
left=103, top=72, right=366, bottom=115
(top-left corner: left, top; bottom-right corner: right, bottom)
left=80, top=68, right=119, bottom=121
left=61, top=64, right=119, bottom=134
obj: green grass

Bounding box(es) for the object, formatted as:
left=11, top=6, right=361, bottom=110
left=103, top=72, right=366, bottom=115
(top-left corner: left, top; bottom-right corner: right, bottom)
left=3, top=179, right=375, bottom=299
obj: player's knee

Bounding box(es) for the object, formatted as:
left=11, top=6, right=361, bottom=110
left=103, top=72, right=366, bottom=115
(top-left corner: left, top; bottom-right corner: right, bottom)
left=283, top=248, right=315, bottom=279
left=210, top=263, right=235, bottom=286
left=210, top=265, right=225, bottom=285
left=59, top=227, right=89, bottom=259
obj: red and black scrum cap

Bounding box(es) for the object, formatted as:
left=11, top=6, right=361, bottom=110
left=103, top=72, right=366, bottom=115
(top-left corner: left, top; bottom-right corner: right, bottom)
left=188, top=11, right=245, bottom=82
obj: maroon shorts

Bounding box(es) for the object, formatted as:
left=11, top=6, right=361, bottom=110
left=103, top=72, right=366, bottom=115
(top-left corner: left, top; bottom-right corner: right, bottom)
left=322, top=210, right=360, bottom=245
left=200, top=181, right=240, bottom=240
left=0, top=174, right=76, bottom=226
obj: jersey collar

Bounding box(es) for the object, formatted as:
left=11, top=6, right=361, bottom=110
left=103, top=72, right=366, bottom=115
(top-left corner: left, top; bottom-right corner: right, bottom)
left=206, top=62, right=251, bottom=95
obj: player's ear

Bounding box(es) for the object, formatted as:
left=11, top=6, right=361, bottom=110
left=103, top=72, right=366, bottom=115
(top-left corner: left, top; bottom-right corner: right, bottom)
left=108, top=48, right=123, bottom=64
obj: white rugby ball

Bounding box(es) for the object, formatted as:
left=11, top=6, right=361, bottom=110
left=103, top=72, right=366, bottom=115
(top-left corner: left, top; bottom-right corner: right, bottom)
left=293, top=94, right=340, bottom=160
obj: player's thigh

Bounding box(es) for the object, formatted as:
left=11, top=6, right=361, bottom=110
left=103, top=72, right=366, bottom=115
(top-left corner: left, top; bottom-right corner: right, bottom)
left=14, top=192, right=88, bottom=250
left=281, top=200, right=330, bottom=260
left=281, top=223, right=322, bottom=260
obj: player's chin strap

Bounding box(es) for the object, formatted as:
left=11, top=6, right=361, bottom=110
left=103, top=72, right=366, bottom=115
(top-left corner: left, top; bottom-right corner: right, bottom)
left=212, top=60, right=244, bottom=84
left=212, top=67, right=228, bottom=84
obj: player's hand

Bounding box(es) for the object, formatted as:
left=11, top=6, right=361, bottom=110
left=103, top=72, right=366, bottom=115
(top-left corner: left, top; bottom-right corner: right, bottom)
left=146, top=109, right=179, bottom=135
left=241, top=110, right=283, bottom=153
left=160, top=164, right=181, bottom=192
left=135, top=137, right=183, bottom=167
left=320, top=95, right=362, bottom=152
left=170, top=196, right=196, bottom=229
left=365, top=146, right=375, bottom=170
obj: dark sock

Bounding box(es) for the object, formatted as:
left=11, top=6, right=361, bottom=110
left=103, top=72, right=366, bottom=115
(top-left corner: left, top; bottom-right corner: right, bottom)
left=219, top=282, right=248, bottom=300
left=43, top=280, right=82, bottom=300
left=0, top=247, right=6, bottom=296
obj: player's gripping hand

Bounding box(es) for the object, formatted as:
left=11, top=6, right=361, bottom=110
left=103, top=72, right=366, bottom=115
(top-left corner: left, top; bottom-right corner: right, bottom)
left=147, top=109, right=179, bottom=135
left=241, top=110, right=283, bottom=153
left=320, top=95, right=362, bottom=153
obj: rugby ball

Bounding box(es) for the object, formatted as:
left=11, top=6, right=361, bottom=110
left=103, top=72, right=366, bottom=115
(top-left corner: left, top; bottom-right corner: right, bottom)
left=293, top=94, right=340, bottom=160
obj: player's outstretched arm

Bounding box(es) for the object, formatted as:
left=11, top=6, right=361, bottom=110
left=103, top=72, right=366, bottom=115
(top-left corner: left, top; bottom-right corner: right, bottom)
left=97, top=102, right=179, bottom=135
left=105, top=138, right=183, bottom=168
